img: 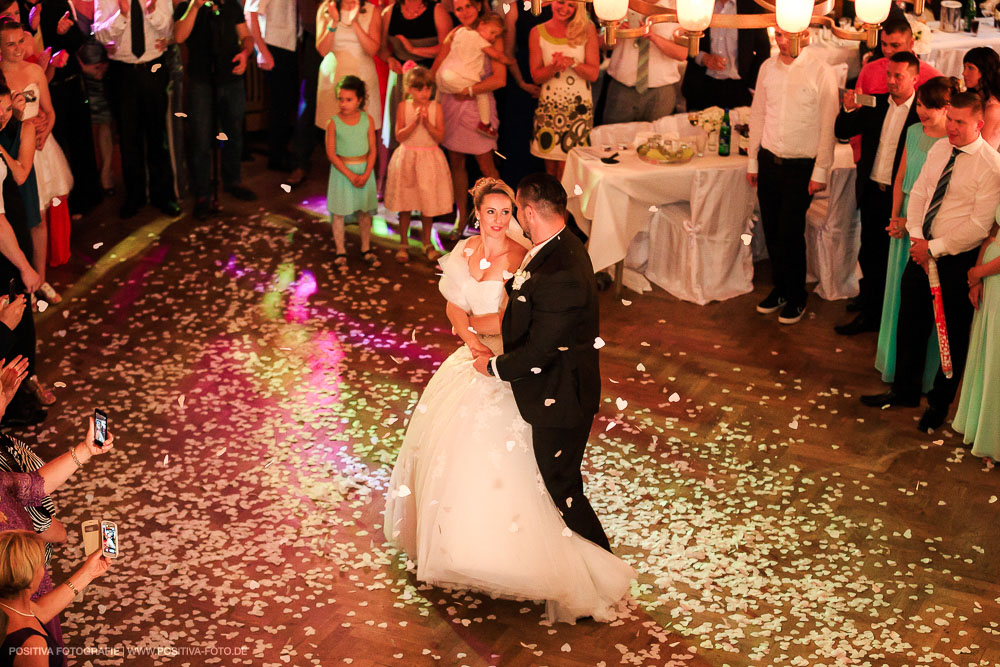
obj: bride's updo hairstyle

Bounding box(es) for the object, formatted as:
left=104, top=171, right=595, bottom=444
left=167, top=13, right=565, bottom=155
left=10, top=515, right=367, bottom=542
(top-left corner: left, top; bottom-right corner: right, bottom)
left=470, top=177, right=515, bottom=213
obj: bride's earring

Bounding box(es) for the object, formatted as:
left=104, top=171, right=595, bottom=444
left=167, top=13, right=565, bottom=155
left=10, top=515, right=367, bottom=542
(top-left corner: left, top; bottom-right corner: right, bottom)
left=473, top=216, right=480, bottom=229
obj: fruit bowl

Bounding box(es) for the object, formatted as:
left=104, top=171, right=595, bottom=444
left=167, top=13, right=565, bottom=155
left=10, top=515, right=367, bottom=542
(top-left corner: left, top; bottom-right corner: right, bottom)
left=636, top=142, right=696, bottom=165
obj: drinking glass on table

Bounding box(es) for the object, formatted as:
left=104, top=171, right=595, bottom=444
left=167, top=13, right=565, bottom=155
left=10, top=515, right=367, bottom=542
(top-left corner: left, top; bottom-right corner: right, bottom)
left=694, top=132, right=707, bottom=156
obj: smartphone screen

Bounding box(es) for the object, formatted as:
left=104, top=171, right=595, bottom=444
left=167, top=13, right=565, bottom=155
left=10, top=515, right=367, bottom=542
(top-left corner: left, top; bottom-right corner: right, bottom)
left=94, top=409, right=108, bottom=447
left=101, top=522, right=118, bottom=558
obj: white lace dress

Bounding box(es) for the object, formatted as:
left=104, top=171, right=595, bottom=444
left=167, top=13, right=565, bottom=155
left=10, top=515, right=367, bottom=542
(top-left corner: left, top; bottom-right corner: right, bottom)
left=384, top=238, right=635, bottom=624
left=18, top=82, right=73, bottom=212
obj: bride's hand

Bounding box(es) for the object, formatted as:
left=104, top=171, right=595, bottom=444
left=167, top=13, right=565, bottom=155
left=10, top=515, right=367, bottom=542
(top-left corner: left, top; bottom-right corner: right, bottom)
left=469, top=342, right=492, bottom=359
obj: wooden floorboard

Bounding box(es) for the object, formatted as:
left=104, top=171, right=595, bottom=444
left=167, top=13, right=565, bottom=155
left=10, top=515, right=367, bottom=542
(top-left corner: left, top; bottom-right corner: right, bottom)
left=21, top=160, right=1000, bottom=666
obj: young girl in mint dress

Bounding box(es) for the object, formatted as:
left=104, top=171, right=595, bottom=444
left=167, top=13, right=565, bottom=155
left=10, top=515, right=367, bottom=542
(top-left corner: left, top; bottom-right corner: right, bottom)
left=876, top=77, right=959, bottom=386
left=326, top=75, right=379, bottom=268
left=954, top=219, right=1000, bottom=461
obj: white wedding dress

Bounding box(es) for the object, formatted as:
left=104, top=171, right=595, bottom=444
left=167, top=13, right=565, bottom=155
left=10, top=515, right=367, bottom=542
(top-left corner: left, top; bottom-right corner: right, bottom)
left=384, top=238, right=636, bottom=624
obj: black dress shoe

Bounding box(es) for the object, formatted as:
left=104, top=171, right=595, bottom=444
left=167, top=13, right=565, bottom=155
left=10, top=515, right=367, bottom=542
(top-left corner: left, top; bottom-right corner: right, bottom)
left=917, top=406, right=948, bottom=433
left=860, top=391, right=921, bottom=408
left=224, top=185, right=258, bottom=201
left=845, top=296, right=863, bottom=313
left=834, top=314, right=879, bottom=336
left=193, top=198, right=220, bottom=221
left=154, top=200, right=182, bottom=217
left=119, top=200, right=145, bottom=219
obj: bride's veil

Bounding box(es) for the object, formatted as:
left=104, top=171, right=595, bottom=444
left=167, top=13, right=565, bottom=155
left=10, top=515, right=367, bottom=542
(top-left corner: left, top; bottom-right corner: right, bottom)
left=506, top=218, right=532, bottom=251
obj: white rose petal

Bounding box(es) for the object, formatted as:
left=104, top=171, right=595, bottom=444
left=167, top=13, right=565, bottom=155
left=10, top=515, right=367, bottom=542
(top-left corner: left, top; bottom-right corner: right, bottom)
left=615, top=397, right=627, bottom=411
left=281, top=184, right=292, bottom=193
left=397, top=485, right=412, bottom=498
left=573, top=184, right=583, bottom=195
left=593, top=336, right=606, bottom=349
left=741, top=233, right=753, bottom=245
left=544, top=398, right=556, bottom=406
left=479, top=258, right=491, bottom=270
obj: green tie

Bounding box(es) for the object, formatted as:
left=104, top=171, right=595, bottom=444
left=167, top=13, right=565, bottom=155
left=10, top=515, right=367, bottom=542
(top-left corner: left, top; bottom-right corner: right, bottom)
left=635, top=37, right=650, bottom=95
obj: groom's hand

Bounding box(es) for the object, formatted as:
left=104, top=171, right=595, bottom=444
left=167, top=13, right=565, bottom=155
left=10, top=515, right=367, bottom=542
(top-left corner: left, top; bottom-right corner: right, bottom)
left=473, top=355, right=491, bottom=377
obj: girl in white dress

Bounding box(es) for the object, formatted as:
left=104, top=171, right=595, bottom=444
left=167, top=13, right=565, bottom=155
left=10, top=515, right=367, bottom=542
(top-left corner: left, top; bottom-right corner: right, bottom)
left=0, top=23, right=72, bottom=305
left=384, top=177, right=635, bottom=624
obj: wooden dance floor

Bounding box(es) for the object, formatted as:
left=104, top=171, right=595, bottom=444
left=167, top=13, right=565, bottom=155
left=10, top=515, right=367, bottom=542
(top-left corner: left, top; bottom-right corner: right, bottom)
left=30, top=169, right=1000, bottom=666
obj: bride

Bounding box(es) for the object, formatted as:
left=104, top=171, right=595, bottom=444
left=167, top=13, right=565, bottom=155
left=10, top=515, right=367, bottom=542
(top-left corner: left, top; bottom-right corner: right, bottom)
left=384, top=177, right=635, bottom=623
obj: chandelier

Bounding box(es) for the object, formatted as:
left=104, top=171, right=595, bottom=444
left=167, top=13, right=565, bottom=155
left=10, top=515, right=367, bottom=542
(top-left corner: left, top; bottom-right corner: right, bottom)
left=531, top=0, right=923, bottom=57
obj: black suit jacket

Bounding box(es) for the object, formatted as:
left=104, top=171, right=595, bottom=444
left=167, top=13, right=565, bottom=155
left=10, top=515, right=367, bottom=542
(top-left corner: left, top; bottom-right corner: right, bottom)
left=681, top=0, right=770, bottom=103
left=834, top=93, right=920, bottom=202
left=496, top=231, right=601, bottom=428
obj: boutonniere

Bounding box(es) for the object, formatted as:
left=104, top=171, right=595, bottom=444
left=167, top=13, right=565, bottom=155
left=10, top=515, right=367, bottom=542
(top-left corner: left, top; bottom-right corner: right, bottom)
left=512, top=269, right=531, bottom=291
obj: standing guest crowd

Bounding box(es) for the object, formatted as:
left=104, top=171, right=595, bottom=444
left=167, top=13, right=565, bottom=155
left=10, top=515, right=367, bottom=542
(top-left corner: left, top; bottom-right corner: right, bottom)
left=744, top=17, right=1000, bottom=462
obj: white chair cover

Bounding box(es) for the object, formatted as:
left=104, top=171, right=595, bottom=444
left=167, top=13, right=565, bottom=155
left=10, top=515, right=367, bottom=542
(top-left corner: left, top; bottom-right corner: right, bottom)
left=805, top=163, right=861, bottom=300
left=589, top=122, right=653, bottom=148
left=644, top=167, right=755, bottom=305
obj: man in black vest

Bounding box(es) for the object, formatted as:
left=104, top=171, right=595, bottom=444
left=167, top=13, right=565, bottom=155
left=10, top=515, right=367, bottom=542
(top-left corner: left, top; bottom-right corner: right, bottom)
left=473, top=172, right=611, bottom=553
left=833, top=51, right=920, bottom=335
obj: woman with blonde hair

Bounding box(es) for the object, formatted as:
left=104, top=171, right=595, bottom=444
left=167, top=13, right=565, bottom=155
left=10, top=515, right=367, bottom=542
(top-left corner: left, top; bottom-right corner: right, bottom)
left=528, top=0, right=599, bottom=178
left=0, top=531, right=112, bottom=665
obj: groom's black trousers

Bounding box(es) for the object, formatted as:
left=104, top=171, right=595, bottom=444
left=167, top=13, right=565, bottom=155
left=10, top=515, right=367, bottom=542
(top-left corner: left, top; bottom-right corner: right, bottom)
left=532, top=421, right=612, bottom=553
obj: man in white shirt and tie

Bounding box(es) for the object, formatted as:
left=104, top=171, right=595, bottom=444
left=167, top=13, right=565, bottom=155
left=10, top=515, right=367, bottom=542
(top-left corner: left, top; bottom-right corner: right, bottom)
left=861, top=92, right=1000, bottom=432
left=95, top=0, right=180, bottom=219
left=601, top=2, right=686, bottom=125
left=747, top=29, right=838, bottom=325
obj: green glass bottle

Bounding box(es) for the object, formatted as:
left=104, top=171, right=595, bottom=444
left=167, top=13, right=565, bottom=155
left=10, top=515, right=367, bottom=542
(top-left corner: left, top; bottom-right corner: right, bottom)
left=718, top=109, right=732, bottom=157
left=965, top=0, right=977, bottom=32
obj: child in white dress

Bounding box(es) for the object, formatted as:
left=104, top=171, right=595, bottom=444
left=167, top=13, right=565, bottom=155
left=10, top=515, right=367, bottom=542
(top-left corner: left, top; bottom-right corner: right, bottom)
left=436, top=13, right=512, bottom=138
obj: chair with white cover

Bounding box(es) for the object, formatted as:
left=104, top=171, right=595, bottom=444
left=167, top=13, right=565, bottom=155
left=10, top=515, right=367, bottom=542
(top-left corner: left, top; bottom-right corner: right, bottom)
left=644, top=166, right=756, bottom=305
left=804, top=160, right=861, bottom=300
left=589, top=122, right=653, bottom=148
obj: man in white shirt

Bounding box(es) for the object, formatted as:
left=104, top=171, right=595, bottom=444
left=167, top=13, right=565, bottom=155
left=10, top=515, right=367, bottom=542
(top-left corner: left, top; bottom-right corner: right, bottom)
left=746, top=29, right=838, bottom=325
left=681, top=0, right=769, bottom=111
left=832, top=51, right=920, bottom=335
left=246, top=0, right=299, bottom=172
left=861, top=92, right=1000, bottom=432
left=602, top=4, right=686, bottom=124
left=95, top=0, right=180, bottom=219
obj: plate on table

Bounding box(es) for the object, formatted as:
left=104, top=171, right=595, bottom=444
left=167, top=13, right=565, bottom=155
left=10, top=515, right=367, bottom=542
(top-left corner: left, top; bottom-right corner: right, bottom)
left=636, top=142, right=695, bottom=165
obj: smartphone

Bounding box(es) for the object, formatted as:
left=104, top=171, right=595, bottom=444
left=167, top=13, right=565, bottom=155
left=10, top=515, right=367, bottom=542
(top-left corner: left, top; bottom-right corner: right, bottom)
left=855, top=93, right=877, bottom=108
left=81, top=520, right=100, bottom=556
left=100, top=521, right=119, bottom=558
left=7, top=278, right=15, bottom=303
left=94, top=409, right=108, bottom=447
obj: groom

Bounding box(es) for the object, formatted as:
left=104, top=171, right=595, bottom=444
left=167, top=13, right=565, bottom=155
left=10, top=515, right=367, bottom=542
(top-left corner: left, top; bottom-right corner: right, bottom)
left=472, top=173, right=612, bottom=553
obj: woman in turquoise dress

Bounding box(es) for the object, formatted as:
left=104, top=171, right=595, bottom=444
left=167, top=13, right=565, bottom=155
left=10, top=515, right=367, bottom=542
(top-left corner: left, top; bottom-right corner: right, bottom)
left=875, top=77, right=958, bottom=387
left=954, top=221, right=1000, bottom=461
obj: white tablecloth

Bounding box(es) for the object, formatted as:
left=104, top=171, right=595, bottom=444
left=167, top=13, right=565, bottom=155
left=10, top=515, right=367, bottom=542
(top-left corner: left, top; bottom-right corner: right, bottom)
left=563, top=138, right=858, bottom=304
left=924, top=29, right=1000, bottom=77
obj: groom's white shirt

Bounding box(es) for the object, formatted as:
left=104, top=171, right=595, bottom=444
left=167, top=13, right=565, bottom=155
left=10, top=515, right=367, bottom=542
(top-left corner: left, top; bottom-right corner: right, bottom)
left=489, top=226, right=567, bottom=378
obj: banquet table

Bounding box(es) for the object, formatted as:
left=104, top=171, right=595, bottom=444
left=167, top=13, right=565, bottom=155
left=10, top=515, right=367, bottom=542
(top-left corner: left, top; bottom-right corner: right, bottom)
left=924, top=29, right=1000, bottom=77
left=563, top=141, right=859, bottom=305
